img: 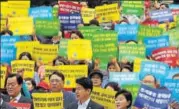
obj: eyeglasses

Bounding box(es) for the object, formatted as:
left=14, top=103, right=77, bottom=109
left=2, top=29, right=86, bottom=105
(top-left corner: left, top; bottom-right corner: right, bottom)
left=6, top=83, right=18, bottom=88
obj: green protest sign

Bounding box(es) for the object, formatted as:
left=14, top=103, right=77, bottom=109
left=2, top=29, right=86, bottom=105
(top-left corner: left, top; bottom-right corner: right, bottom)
left=165, top=27, right=179, bottom=47
left=58, top=39, right=69, bottom=58
left=78, top=26, right=102, bottom=40
left=122, top=1, right=144, bottom=16
left=137, top=25, right=163, bottom=42
left=119, top=43, right=146, bottom=62
left=35, top=18, right=60, bottom=37
left=122, top=84, right=140, bottom=103
left=92, top=31, right=118, bottom=69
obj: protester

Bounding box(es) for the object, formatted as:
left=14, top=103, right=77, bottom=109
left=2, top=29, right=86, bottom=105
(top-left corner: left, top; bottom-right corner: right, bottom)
left=67, top=77, right=104, bottom=109
left=89, top=70, right=103, bottom=87
left=104, top=82, right=120, bottom=91
left=115, top=89, right=132, bottom=109
left=5, top=74, right=33, bottom=109
left=24, top=78, right=36, bottom=94
left=49, top=71, right=76, bottom=109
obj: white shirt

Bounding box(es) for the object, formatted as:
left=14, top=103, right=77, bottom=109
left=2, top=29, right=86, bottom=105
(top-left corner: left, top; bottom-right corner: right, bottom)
left=77, top=98, right=90, bottom=109
left=10, top=93, right=21, bottom=103
left=0, top=98, right=3, bottom=105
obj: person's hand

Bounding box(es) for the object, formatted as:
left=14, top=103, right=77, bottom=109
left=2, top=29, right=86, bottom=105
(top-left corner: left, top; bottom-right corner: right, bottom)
left=111, top=57, right=117, bottom=64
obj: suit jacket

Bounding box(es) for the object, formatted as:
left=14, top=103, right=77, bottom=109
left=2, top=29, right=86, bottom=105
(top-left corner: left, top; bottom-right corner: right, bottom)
left=63, top=91, right=76, bottom=109
left=4, top=95, right=34, bottom=109
left=67, top=99, right=104, bottom=109
left=0, top=101, right=17, bottom=109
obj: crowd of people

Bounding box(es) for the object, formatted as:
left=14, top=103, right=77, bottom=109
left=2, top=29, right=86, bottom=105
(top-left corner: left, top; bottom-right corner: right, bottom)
left=0, top=0, right=179, bottom=109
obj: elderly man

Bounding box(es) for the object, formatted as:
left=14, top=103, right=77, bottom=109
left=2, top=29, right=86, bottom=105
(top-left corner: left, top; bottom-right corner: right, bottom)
left=49, top=71, right=76, bottom=109
left=4, top=74, right=33, bottom=109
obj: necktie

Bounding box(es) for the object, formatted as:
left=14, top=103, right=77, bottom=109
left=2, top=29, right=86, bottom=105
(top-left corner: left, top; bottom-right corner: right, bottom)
left=10, top=98, right=17, bottom=103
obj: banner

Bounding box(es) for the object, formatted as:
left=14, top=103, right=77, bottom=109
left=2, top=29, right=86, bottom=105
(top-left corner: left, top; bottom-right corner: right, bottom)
left=95, top=3, right=120, bottom=23
left=7, top=1, right=30, bottom=9
left=44, top=65, right=88, bottom=88
left=161, top=79, right=179, bottom=102
left=134, top=84, right=171, bottom=109
left=35, top=18, right=59, bottom=36
left=33, top=44, right=58, bottom=65
left=152, top=47, right=179, bottom=67
left=59, top=13, right=82, bottom=30
left=92, top=31, right=118, bottom=69
left=11, top=60, right=35, bottom=78
left=8, top=17, right=34, bottom=35
left=167, top=68, right=179, bottom=79
left=81, top=7, right=95, bottom=24
left=150, top=9, right=174, bottom=23
left=29, top=6, right=53, bottom=19
left=118, top=44, right=146, bottom=62
left=58, top=39, right=69, bottom=58
left=91, top=87, right=116, bottom=109
left=78, top=26, right=102, bottom=40
left=144, top=35, right=169, bottom=56
left=0, top=66, right=7, bottom=88
left=59, top=1, right=82, bottom=14
left=67, top=39, right=92, bottom=60
left=137, top=25, right=163, bottom=42
left=9, top=103, right=31, bottom=109
left=1, top=36, right=20, bottom=64
left=139, top=61, right=169, bottom=82
left=122, top=1, right=144, bottom=16
left=109, top=72, right=140, bottom=85
left=32, top=93, right=63, bottom=109
left=115, top=24, right=139, bottom=42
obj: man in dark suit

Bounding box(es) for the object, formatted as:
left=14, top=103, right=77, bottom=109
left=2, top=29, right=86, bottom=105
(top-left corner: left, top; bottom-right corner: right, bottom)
left=0, top=93, right=16, bottom=109
left=67, top=77, right=104, bottom=109
left=49, top=71, right=76, bottom=109
left=4, top=74, right=34, bottom=109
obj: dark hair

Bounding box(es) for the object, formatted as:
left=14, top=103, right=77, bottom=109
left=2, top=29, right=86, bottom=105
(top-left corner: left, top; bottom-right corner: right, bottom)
left=5, top=74, right=23, bottom=86
left=121, top=64, right=133, bottom=72
left=0, top=29, right=13, bottom=36
left=24, top=78, right=36, bottom=89
left=49, top=71, right=65, bottom=82
left=19, top=52, right=32, bottom=60
left=105, top=82, right=120, bottom=91
left=115, top=89, right=132, bottom=108
left=89, top=19, right=99, bottom=26
left=172, top=73, right=179, bottom=79
left=53, top=56, right=69, bottom=66
left=125, top=40, right=138, bottom=44
left=70, top=30, right=84, bottom=39
left=76, top=77, right=93, bottom=92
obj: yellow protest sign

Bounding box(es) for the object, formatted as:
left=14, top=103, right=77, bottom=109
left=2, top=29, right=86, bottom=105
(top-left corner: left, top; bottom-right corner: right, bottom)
left=1, top=18, right=7, bottom=32
left=8, top=17, right=34, bottom=35
left=44, top=65, right=59, bottom=84
left=8, top=7, right=29, bottom=17
left=67, top=39, right=92, bottom=60
left=95, top=3, right=120, bottom=23
left=32, top=93, right=63, bottom=109
left=0, top=2, right=9, bottom=18
left=16, top=41, right=39, bottom=60
left=91, top=87, right=116, bottom=109
left=44, top=65, right=88, bottom=88
left=133, top=58, right=142, bottom=72
left=33, top=44, right=58, bottom=65
left=0, top=66, right=7, bottom=88
left=81, top=7, right=95, bottom=24
left=59, top=65, right=88, bottom=88
left=7, top=1, right=30, bottom=9
left=11, top=60, right=35, bottom=78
